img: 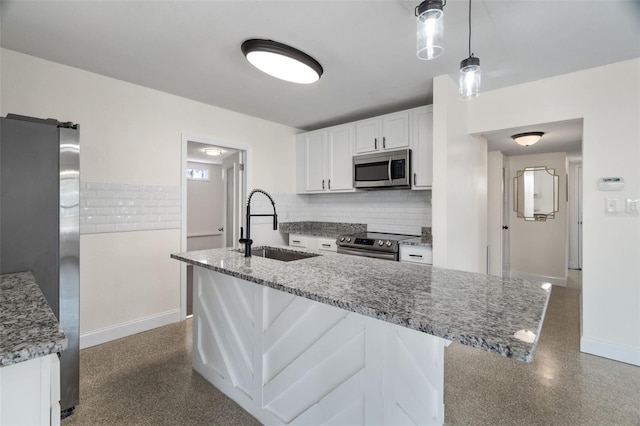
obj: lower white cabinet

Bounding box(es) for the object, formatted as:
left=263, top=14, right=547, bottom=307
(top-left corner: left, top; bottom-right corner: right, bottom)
left=0, top=354, right=60, bottom=426
left=289, top=234, right=338, bottom=252
left=400, top=245, right=433, bottom=265
left=193, top=267, right=446, bottom=425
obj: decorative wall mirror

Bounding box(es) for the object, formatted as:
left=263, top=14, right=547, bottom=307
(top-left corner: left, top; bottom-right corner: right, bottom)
left=513, top=166, right=559, bottom=221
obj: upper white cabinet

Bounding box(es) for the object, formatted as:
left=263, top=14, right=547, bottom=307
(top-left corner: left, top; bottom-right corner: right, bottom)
left=410, top=105, right=433, bottom=190
left=355, top=111, right=410, bottom=154
left=296, top=123, right=355, bottom=194
left=296, top=106, right=432, bottom=194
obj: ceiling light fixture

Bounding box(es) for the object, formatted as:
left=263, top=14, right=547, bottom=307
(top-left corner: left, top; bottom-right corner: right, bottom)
left=415, top=0, right=445, bottom=60
left=205, top=148, right=222, bottom=156
left=241, top=39, right=323, bottom=84
left=459, top=0, right=481, bottom=98
left=512, top=132, right=545, bottom=146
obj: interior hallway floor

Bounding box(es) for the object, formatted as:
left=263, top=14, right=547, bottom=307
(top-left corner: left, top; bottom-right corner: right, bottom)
left=63, top=270, right=640, bottom=425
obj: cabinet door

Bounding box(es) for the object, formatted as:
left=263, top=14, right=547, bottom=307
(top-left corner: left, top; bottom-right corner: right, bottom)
left=381, top=111, right=410, bottom=150
left=411, top=106, right=433, bottom=189
left=355, top=118, right=379, bottom=154
left=302, top=131, right=327, bottom=192
left=327, top=124, right=354, bottom=191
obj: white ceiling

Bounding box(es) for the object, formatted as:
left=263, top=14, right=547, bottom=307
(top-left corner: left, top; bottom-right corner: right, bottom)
left=1, top=0, right=639, bottom=156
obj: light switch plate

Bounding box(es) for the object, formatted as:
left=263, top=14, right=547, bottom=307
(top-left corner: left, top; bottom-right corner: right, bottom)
left=605, top=198, right=619, bottom=215
left=626, top=198, right=640, bottom=216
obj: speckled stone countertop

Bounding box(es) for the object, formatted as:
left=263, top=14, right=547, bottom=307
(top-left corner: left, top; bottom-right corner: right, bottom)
left=172, top=246, right=551, bottom=363
left=279, top=221, right=367, bottom=238
left=399, top=237, right=432, bottom=247
left=0, top=271, right=67, bottom=367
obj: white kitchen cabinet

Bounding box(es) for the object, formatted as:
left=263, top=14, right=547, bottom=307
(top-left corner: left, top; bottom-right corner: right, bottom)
left=289, top=233, right=315, bottom=249
left=355, top=110, right=410, bottom=154
left=400, top=244, right=433, bottom=265
left=289, top=234, right=337, bottom=252
left=411, top=105, right=433, bottom=190
left=0, top=354, right=60, bottom=426
left=296, top=124, right=354, bottom=194
left=316, top=237, right=337, bottom=252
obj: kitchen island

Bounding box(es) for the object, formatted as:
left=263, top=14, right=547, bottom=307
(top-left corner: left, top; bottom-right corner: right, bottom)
left=172, top=246, right=550, bottom=425
left=1, top=271, right=67, bottom=425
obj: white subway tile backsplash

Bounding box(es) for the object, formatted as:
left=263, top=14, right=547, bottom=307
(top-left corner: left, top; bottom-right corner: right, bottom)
left=269, top=190, right=432, bottom=236
left=80, top=181, right=181, bottom=234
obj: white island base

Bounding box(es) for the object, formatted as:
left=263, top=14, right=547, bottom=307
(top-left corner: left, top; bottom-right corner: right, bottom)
left=193, top=267, right=446, bottom=426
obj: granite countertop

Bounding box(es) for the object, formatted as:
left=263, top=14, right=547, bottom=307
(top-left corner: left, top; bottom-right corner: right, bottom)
left=172, top=246, right=551, bottom=363
left=279, top=221, right=366, bottom=238
left=0, top=271, right=67, bottom=367
left=400, top=236, right=433, bottom=247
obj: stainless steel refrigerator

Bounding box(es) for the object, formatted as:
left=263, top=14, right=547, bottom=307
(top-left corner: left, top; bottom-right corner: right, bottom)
left=0, top=114, right=80, bottom=417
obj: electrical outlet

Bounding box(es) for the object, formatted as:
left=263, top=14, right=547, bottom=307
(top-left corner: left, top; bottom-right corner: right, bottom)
left=605, top=198, right=619, bottom=215
left=626, top=199, right=640, bottom=216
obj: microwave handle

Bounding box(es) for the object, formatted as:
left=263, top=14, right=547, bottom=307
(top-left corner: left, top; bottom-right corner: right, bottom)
left=388, top=159, right=393, bottom=184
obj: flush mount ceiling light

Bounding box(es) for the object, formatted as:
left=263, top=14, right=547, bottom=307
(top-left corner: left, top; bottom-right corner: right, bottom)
left=459, top=0, right=481, bottom=99
left=512, top=132, right=545, bottom=146
left=241, top=39, right=323, bottom=84
left=415, top=0, right=445, bottom=60
left=205, top=148, right=222, bottom=156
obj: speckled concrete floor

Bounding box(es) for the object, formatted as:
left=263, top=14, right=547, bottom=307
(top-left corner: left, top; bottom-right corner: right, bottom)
left=62, top=319, right=260, bottom=426
left=444, top=270, right=640, bottom=425
left=63, top=271, right=639, bottom=425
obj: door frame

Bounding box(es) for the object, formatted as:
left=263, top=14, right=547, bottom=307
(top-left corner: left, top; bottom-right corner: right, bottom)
left=180, top=133, right=251, bottom=319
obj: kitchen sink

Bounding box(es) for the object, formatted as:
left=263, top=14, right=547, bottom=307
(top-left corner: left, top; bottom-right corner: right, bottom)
left=238, top=246, right=320, bottom=262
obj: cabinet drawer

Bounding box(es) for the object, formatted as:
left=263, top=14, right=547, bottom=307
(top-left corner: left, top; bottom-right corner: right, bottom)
left=400, top=245, right=432, bottom=264
left=317, top=238, right=337, bottom=252
left=289, top=234, right=309, bottom=248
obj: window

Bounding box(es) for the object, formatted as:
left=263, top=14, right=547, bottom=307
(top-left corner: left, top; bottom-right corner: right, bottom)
left=187, top=168, right=210, bottom=180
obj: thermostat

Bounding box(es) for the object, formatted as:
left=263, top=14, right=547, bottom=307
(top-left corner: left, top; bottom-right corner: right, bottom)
left=598, top=177, right=624, bottom=191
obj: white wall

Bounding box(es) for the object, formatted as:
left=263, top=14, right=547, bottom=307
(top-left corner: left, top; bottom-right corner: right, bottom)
left=508, top=152, right=568, bottom=285
left=187, top=161, right=223, bottom=251
left=466, top=59, right=640, bottom=366
left=1, top=49, right=297, bottom=346
left=432, top=75, right=488, bottom=274
left=568, top=162, right=582, bottom=270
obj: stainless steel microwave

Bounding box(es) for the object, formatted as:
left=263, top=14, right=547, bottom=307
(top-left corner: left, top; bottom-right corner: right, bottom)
left=353, top=148, right=411, bottom=189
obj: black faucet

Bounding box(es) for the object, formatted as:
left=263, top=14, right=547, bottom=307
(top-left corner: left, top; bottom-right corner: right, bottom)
left=239, top=189, right=278, bottom=257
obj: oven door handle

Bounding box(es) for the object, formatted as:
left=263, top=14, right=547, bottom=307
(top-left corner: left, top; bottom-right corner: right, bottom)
left=337, top=246, right=396, bottom=260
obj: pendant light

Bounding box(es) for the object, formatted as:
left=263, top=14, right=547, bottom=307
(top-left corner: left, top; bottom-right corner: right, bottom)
left=459, top=0, right=481, bottom=98
left=241, top=39, right=323, bottom=84
left=415, top=0, right=445, bottom=60
left=512, top=132, right=544, bottom=147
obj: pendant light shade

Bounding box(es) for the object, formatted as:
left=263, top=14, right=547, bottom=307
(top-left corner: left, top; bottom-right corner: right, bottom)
left=459, top=55, right=481, bottom=99
left=416, top=0, right=445, bottom=60
left=459, top=0, right=481, bottom=98
left=512, top=132, right=544, bottom=146
left=241, top=39, right=323, bottom=84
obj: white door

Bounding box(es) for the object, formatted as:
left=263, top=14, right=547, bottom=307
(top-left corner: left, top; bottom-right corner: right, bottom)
left=381, top=111, right=410, bottom=150
left=577, top=164, right=583, bottom=269
left=222, top=151, right=243, bottom=248
left=355, top=118, right=379, bottom=154
left=327, top=124, right=354, bottom=191
left=502, top=158, right=511, bottom=278
left=302, top=131, right=327, bottom=192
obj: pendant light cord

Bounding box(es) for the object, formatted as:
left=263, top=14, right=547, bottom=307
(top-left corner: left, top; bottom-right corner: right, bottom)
left=468, top=0, right=472, bottom=57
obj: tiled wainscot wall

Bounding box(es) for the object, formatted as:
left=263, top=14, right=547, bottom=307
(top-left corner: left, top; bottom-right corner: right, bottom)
left=80, top=182, right=181, bottom=234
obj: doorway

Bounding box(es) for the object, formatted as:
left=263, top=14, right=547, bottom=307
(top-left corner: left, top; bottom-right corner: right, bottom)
left=180, top=134, right=249, bottom=318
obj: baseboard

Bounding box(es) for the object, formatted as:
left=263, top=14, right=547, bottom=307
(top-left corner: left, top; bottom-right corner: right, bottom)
left=79, top=309, right=181, bottom=349
left=510, top=270, right=567, bottom=287
left=580, top=336, right=640, bottom=366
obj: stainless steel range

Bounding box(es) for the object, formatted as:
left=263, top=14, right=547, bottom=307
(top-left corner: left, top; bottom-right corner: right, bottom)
left=336, top=232, right=416, bottom=261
